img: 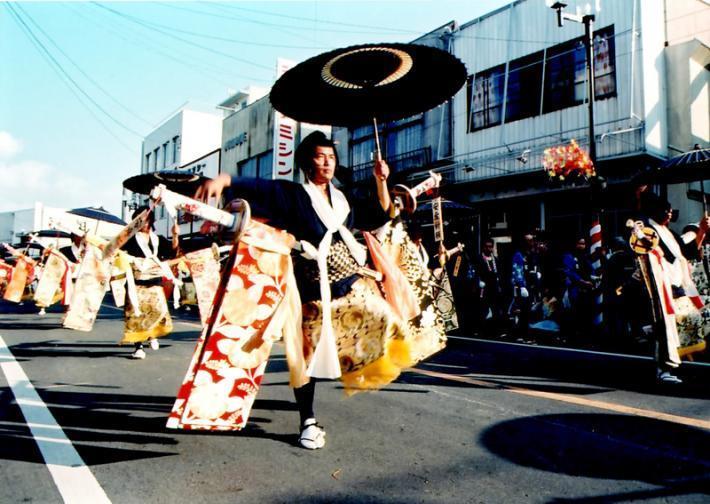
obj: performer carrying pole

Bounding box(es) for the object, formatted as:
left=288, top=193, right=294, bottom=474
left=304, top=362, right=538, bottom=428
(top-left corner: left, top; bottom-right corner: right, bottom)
left=120, top=207, right=180, bottom=359
left=194, top=131, right=412, bottom=449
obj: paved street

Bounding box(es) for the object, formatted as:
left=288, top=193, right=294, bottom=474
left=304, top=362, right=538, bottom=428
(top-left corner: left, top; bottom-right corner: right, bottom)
left=1, top=302, right=709, bottom=504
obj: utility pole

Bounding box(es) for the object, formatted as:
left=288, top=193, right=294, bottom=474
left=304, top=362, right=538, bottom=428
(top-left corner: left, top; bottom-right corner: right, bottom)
left=550, top=2, right=596, bottom=166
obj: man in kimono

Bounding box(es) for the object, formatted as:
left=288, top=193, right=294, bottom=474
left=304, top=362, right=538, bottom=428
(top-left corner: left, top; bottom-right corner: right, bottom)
left=196, top=131, right=410, bottom=449
left=637, top=192, right=709, bottom=384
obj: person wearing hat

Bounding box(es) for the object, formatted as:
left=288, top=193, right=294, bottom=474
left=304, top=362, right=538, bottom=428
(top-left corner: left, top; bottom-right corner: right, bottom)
left=636, top=191, right=710, bottom=383
left=121, top=207, right=179, bottom=359
left=59, top=232, right=85, bottom=265
left=196, top=131, right=412, bottom=450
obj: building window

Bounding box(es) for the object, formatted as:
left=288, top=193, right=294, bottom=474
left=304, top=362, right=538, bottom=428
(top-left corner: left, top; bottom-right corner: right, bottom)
left=145, top=152, right=151, bottom=173
left=236, top=151, right=277, bottom=180
left=237, top=158, right=257, bottom=178
left=543, top=25, right=616, bottom=113
left=543, top=39, right=587, bottom=113
left=593, top=27, right=616, bottom=99
left=505, top=51, right=544, bottom=123
left=162, top=142, right=169, bottom=169
left=153, top=148, right=159, bottom=171
left=257, top=150, right=274, bottom=179
left=352, top=138, right=375, bottom=167
left=467, top=64, right=505, bottom=132
left=172, top=136, right=180, bottom=165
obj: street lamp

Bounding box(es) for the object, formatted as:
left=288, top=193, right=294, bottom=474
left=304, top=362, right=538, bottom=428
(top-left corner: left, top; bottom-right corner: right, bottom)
left=550, top=2, right=597, bottom=167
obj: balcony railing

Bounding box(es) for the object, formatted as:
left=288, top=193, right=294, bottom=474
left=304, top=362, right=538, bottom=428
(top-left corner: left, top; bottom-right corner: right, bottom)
left=351, top=147, right=432, bottom=183
left=402, top=118, right=646, bottom=185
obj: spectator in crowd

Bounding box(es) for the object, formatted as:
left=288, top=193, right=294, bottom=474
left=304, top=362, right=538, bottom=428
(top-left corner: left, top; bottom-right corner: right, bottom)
left=561, top=236, right=595, bottom=341
left=476, top=238, right=503, bottom=332
left=604, top=236, right=638, bottom=349
left=509, top=232, right=540, bottom=336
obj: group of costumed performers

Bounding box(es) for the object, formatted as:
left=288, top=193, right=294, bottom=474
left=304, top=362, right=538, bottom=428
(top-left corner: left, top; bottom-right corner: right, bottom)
left=120, top=210, right=180, bottom=359
left=167, top=131, right=453, bottom=450
left=632, top=190, right=710, bottom=384
left=1, top=243, right=39, bottom=304
left=2, top=231, right=87, bottom=314
left=34, top=233, right=86, bottom=315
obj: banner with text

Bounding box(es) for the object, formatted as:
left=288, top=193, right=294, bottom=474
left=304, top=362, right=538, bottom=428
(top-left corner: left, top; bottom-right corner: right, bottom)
left=273, top=58, right=297, bottom=180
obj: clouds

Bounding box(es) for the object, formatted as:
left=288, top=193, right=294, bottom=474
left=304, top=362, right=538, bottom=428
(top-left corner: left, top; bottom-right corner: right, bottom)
left=0, top=131, right=22, bottom=158
left=0, top=130, right=120, bottom=214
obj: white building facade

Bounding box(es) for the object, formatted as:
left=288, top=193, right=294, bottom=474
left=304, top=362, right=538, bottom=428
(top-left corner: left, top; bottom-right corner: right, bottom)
left=140, top=106, right=222, bottom=175
left=0, top=202, right=124, bottom=246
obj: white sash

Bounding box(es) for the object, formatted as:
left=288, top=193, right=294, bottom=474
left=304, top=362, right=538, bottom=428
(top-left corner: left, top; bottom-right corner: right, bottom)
left=135, top=231, right=181, bottom=309
left=300, top=181, right=367, bottom=379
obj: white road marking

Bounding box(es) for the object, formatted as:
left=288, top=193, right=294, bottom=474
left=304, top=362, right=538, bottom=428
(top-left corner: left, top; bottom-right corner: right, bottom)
left=0, top=334, right=111, bottom=503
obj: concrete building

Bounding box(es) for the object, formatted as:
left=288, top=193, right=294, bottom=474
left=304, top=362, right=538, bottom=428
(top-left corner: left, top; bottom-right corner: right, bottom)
left=333, top=0, right=708, bottom=255
left=140, top=104, right=222, bottom=175
left=219, top=84, right=330, bottom=181
left=663, top=0, right=710, bottom=225
left=332, top=22, right=458, bottom=193
left=131, top=104, right=223, bottom=232
left=0, top=202, right=125, bottom=247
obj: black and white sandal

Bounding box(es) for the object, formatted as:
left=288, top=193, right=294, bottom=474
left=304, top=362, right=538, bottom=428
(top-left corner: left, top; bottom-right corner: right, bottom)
left=299, top=418, right=326, bottom=450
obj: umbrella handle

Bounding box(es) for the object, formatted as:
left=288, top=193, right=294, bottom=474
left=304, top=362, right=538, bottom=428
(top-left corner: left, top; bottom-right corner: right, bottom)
left=373, top=117, right=382, bottom=162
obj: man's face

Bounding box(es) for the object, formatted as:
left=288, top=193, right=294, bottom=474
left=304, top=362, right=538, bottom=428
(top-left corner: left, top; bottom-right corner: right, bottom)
left=576, top=238, right=586, bottom=252
left=524, top=234, right=534, bottom=250
left=483, top=241, right=494, bottom=255
left=310, top=146, right=336, bottom=184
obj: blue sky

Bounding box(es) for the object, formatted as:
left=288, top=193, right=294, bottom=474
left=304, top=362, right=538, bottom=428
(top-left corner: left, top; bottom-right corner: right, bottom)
left=0, top=0, right=511, bottom=216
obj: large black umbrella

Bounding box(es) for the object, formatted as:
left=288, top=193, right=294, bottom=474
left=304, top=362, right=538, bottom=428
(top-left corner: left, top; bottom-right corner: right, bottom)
left=123, top=170, right=211, bottom=196
left=270, top=42, right=467, bottom=133
left=34, top=230, right=73, bottom=239
left=635, top=146, right=710, bottom=212
left=635, top=147, right=710, bottom=185
left=68, top=207, right=126, bottom=226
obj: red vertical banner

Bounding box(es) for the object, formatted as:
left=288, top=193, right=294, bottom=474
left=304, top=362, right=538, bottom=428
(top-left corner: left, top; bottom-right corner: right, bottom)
left=589, top=218, right=603, bottom=327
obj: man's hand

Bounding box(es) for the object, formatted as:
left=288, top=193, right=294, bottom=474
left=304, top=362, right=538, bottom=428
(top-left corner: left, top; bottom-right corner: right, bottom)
left=195, top=173, right=232, bottom=203
left=373, top=159, right=390, bottom=181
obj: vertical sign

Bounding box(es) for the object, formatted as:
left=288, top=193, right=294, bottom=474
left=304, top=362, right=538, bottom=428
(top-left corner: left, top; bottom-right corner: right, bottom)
left=273, top=58, right=297, bottom=180
left=432, top=197, right=444, bottom=243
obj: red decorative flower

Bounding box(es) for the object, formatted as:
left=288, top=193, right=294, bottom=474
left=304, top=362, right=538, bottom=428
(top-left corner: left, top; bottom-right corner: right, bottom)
left=543, top=139, right=596, bottom=181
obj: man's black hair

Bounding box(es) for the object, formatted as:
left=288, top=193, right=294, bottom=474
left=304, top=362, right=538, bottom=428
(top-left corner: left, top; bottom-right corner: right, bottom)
left=294, top=131, right=339, bottom=180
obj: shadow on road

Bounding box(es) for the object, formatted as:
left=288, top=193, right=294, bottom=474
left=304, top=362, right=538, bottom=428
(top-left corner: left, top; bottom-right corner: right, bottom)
left=399, top=339, right=710, bottom=400
left=480, top=413, right=710, bottom=502
left=8, top=340, right=135, bottom=359
left=0, top=386, right=303, bottom=466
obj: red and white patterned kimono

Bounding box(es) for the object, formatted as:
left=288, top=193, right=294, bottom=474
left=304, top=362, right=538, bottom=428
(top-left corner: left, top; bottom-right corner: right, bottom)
left=167, top=221, right=307, bottom=431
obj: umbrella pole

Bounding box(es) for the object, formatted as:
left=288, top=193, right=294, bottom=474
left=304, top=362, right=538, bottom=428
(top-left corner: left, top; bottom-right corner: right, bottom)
left=702, top=179, right=708, bottom=216
left=373, top=117, right=382, bottom=162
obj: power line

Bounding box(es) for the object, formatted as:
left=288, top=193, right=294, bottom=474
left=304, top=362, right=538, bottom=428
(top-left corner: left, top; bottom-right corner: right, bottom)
left=91, top=2, right=274, bottom=74
left=15, top=3, right=153, bottom=129
left=4, top=3, right=144, bottom=139
left=140, top=3, right=330, bottom=50
left=60, top=2, right=259, bottom=89
left=150, top=1, right=320, bottom=47
left=3, top=3, right=138, bottom=153
left=208, top=1, right=421, bottom=35
left=157, top=1, right=415, bottom=37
